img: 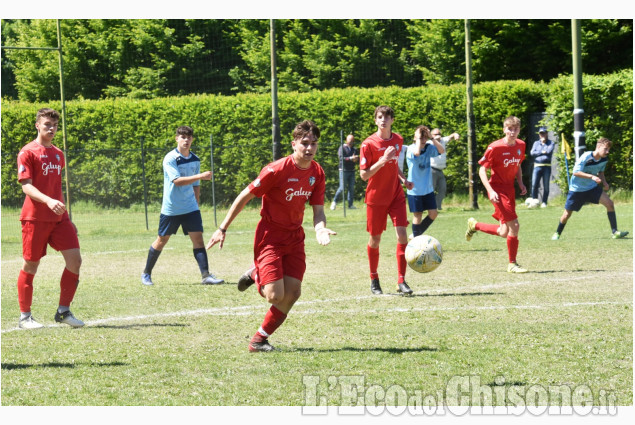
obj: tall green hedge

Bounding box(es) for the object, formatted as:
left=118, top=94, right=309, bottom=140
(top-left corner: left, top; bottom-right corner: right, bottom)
left=1, top=71, right=631, bottom=208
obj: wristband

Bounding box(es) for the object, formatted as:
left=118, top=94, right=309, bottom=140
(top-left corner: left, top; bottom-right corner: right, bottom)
left=219, top=227, right=227, bottom=233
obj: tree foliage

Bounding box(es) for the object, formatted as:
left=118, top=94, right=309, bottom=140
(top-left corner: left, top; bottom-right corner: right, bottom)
left=1, top=19, right=632, bottom=101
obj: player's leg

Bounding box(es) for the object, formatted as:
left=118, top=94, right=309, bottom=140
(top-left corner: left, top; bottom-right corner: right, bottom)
left=142, top=214, right=176, bottom=286
left=417, top=193, right=438, bottom=235
left=250, top=236, right=304, bottom=352
left=17, top=220, right=49, bottom=329
left=408, top=194, right=424, bottom=238
left=552, top=209, right=573, bottom=240
left=391, top=198, right=411, bottom=294
left=48, top=218, right=84, bottom=327
left=366, top=204, right=386, bottom=294
left=599, top=192, right=628, bottom=238
left=189, top=230, right=224, bottom=285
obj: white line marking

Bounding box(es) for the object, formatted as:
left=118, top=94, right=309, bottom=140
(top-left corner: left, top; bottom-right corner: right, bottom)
left=2, top=271, right=631, bottom=334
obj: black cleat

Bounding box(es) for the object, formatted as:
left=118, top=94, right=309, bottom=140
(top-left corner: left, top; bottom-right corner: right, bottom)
left=237, top=267, right=256, bottom=292
left=370, top=278, right=383, bottom=295
left=397, top=282, right=413, bottom=295
left=249, top=339, right=276, bottom=352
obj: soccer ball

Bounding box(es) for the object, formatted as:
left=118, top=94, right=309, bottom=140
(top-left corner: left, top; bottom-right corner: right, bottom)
left=525, top=197, right=540, bottom=209
left=405, top=235, right=443, bottom=273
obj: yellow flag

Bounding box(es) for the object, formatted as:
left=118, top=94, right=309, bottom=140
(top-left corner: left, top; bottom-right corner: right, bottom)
left=560, top=133, right=572, bottom=160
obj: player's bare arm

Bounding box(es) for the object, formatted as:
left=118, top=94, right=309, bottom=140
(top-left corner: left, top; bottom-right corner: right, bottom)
left=206, top=187, right=256, bottom=250
left=360, top=146, right=396, bottom=182
left=515, top=167, right=527, bottom=195
left=312, top=204, right=336, bottom=246
left=193, top=185, right=201, bottom=205
left=20, top=179, right=66, bottom=215
left=173, top=171, right=212, bottom=186
left=479, top=166, right=499, bottom=203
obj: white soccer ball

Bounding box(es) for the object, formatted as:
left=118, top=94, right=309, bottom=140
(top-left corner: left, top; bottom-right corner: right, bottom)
left=405, top=234, right=443, bottom=273
left=526, top=198, right=540, bottom=208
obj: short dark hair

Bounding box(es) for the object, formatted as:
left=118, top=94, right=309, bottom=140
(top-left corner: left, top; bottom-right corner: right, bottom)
left=374, top=105, right=394, bottom=119
left=292, top=120, right=320, bottom=141
left=176, top=126, right=193, bottom=137
left=36, top=108, right=60, bottom=123
left=597, top=137, right=612, bottom=148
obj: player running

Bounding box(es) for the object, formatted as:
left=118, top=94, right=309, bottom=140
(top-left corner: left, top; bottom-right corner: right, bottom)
left=359, top=105, right=414, bottom=295
left=466, top=115, right=528, bottom=273
left=206, top=120, right=336, bottom=352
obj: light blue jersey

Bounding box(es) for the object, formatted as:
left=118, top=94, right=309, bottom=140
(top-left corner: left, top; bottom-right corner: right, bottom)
left=570, top=151, right=608, bottom=193
left=161, top=148, right=201, bottom=215
left=406, top=141, right=440, bottom=196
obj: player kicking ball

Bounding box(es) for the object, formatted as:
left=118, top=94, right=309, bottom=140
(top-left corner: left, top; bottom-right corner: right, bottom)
left=206, top=120, right=336, bottom=352
left=551, top=137, right=629, bottom=240
left=466, top=115, right=528, bottom=273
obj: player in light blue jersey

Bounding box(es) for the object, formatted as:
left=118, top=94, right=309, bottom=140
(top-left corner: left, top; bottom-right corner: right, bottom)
left=141, top=126, right=224, bottom=286
left=552, top=137, right=629, bottom=240
left=406, top=125, right=445, bottom=238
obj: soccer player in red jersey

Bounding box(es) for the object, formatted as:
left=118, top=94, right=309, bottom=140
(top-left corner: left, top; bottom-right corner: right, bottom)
left=359, top=106, right=414, bottom=295
left=16, top=108, right=84, bottom=329
left=465, top=115, right=528, bottom=273
left=206, top=120, right=336, bottom=352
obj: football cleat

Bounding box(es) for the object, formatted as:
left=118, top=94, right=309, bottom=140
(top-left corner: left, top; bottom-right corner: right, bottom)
left=249, top=339, right=276, bottom=352
left=507, top=262, right=528, bottom=274
left=612, top=230, right=629, bottom=239
left=370, top=278, right=383, bottom=295
left=465, top=217, right=477, bottom=241
left=202, top=273, right=224, bottom=285
left=141, top=273, right=154, bottom=286
left=551, top=232, right=560, bottom=240
left=397, top=282, right=413, bottom=295
left=19, top=315, right=44, bottom=330
left=237, top=267, right=256, bottom=292
left=54, top=310, right=85, bottom=328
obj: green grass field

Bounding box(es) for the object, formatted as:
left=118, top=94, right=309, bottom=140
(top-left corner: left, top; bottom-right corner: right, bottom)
left=1, top=199, right=632, bottom=409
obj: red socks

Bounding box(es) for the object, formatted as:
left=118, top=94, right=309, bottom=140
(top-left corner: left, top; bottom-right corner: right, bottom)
left=507, top=235, right=519, bottom=264
left=254, top=305, right=288, bottom=341
left=475, top=222, right=500, bottom=236
left=59, top=268, right=80, bottom=307
left=367, top=245, right=379, bottom=279
left=396, top=243, right=407, bottom=283
left=17, top=270, right=34, bottom=313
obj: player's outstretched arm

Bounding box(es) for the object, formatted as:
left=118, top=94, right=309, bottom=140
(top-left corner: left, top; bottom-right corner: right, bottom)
left=206, top=187, right=255, bottom=250
left=312, top=204, right=336, bottom=246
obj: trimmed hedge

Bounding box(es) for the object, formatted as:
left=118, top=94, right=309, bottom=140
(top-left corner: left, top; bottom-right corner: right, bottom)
left=1, top=71, right=631, bottom=207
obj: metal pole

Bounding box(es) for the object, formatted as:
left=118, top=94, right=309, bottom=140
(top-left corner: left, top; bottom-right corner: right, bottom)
left=340, top=130, right=346, bottom=218
left=465, top=19, right=479, bottom=209
left=270, top=19, right=282, bottom=161
left=140, top=136, right=149, bottom=230
left=210, top=134, right=217, bottom=228
left=57, top=19, right=73, bottom=220
left=571, top=19, right=586, bottom=161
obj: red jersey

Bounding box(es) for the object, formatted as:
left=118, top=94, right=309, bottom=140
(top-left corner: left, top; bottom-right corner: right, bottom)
left=478, top=138, right=526, bottom=188
left=359, top=132, right=405, bottom=206
left=17, top=141, right=66, bottom=222
left=248, top=155, right=325, bottom=231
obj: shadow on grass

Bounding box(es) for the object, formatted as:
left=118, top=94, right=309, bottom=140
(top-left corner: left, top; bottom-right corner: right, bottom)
left=291, top=346, right=439, bottom=354
left=92, top=323, right=188, bottom=330
left=530, top=269, right=606, bottom=274
left=2, top=361, right=127, bottom=370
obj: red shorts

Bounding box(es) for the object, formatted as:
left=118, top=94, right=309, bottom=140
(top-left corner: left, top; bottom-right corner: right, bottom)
left=21, top=219, right=80, bottom=262
left=253, top=220, right=306, bottom=296
left=490, top=185, right=517, bottom=224
left=366, top=194, right=409, bottom=236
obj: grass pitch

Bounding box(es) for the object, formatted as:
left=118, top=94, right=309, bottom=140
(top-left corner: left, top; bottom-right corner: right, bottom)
left=1, top=199, right=632, bottom=408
